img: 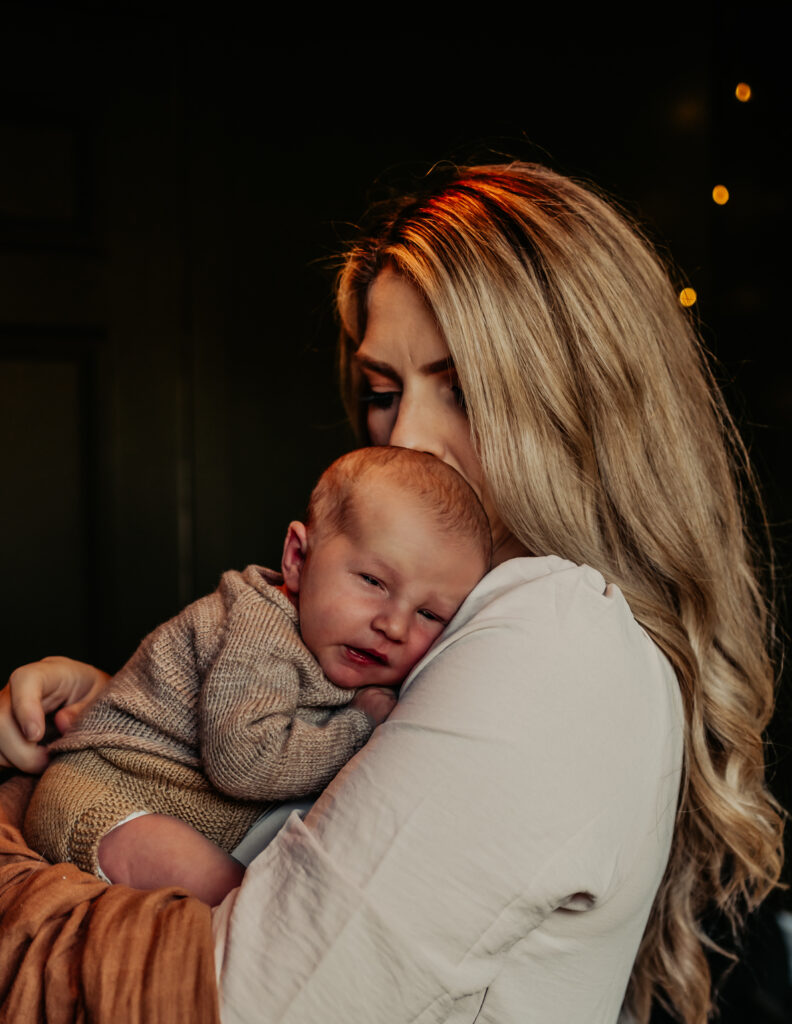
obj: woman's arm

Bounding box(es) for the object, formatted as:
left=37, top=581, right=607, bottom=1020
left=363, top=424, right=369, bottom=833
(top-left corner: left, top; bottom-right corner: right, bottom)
left=0, top=657, right=111, bottom=772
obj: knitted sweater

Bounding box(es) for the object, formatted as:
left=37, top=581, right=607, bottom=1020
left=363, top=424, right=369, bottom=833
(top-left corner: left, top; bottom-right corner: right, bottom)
left=24, top=566, right=374, bottom=874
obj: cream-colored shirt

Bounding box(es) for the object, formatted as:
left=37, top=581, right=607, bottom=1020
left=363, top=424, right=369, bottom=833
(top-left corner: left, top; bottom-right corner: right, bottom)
left=212, top=556, right=684, bottom=1023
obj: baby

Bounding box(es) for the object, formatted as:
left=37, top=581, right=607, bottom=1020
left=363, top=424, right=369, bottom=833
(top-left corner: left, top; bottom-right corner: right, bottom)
left=24, top=447, right=491, bottom=904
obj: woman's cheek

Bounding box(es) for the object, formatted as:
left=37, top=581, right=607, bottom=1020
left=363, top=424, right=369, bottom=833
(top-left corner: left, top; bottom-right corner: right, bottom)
left=367, top=408, right=393, bottom=446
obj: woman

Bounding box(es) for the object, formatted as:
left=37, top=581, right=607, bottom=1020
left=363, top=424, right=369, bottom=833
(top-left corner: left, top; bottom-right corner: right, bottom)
left=0, top=163, right=784, bottom=1023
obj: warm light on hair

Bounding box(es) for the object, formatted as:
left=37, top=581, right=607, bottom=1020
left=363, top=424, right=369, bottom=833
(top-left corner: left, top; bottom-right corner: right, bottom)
left=679, top=287, right=697, bottom=307
left=712, top=184, right=730, bottom=205
left=735, top=82, right=752, bottom=102
left=337, top=163, right=783, bottom=1024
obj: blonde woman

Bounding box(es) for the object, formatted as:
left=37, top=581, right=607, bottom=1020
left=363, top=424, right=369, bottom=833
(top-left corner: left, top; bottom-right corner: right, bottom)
left=0, top=163, right=783, bottom=1023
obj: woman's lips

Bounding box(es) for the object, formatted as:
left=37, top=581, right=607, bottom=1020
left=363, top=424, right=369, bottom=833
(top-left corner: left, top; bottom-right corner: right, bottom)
left=343, top=646, right=389, bottom=666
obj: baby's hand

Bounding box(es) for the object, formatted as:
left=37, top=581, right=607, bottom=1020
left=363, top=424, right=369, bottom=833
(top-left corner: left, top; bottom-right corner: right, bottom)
left=351, top=686, right=398, bottom=727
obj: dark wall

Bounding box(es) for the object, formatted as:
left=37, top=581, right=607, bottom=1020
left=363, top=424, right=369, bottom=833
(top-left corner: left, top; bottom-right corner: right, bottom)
left=1, top=14, right=789, bottom=861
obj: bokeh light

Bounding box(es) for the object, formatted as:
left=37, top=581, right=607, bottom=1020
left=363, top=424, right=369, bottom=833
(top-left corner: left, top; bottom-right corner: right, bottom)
left=679, top=288, right=697, bottom=308
left=735, top=82, right=752, bottom=102
left=712, top=185, right=730, bottom=205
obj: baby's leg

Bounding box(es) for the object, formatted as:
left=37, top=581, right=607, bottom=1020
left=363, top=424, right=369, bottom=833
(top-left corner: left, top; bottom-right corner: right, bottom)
left=98, top=813, right=245, bottom=906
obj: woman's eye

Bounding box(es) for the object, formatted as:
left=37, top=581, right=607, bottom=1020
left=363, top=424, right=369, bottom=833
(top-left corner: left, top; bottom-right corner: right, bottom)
left=452, top=384, right=467, bottom=414
left=360, top=389, right=399, bottom=411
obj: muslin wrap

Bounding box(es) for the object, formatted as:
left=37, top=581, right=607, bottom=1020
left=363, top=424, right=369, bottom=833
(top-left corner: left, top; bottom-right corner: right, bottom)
left=0, top=773, right=219, bottom=1024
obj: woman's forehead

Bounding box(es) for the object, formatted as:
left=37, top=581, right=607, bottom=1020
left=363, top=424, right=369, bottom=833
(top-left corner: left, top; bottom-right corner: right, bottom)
left=358, top=271, right=450, bottom=366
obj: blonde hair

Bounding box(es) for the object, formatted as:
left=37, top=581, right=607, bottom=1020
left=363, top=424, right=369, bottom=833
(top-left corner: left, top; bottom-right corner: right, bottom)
left=336, top=163, right=784, bottom=1023
left=307, top=446, right=492, bottom=568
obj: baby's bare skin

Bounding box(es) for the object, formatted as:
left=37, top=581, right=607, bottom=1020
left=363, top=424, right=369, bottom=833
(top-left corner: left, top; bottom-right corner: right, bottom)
left=98, top=814, right=245, bottom=906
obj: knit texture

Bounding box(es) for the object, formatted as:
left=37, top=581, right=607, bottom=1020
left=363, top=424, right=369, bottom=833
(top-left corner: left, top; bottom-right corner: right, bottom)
left=24, top=566, right=373, bottom=874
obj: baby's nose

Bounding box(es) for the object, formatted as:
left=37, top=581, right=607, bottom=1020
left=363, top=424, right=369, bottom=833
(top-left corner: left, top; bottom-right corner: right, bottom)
left=373, top=607, right=408, bottom=643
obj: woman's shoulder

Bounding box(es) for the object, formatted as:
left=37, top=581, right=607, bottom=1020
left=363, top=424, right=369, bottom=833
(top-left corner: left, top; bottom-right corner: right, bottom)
left=404, top=556, right=649, bottom=686
left=449, top=554, right=614, bottom=624
left=401, top=555, right=681, bottom=734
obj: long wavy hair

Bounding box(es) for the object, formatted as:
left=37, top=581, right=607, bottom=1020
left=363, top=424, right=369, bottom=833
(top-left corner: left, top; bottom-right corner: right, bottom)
left=335, top=162, right=784, bottom=1023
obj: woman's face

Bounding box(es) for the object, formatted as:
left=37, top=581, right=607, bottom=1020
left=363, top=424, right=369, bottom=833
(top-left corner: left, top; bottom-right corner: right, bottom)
left=354, top=268, right=526, bottom=565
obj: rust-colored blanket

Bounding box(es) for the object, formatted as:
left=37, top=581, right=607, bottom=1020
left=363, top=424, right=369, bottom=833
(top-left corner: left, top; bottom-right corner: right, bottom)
left=0, top=773, right=220, bottom=1024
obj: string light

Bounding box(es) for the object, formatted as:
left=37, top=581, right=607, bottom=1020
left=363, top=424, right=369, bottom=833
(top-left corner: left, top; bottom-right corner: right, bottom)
left=678, top=85, right=749, bottom=320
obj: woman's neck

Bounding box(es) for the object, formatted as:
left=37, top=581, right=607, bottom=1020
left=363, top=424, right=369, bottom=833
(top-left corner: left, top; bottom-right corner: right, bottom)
left=491, top=532, right=530, bottom=566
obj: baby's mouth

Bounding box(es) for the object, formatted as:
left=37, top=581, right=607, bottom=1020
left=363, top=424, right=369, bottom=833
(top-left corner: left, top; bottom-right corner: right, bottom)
left=344, top=646, right=389, bottom=667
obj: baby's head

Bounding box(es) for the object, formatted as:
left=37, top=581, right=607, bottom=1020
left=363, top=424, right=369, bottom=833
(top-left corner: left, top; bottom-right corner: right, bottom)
left=281, top=447, right=491, bottom=690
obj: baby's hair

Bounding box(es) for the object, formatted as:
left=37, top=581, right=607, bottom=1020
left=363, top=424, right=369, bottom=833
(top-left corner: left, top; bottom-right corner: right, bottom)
left=307, top=446, right=492, bottom=569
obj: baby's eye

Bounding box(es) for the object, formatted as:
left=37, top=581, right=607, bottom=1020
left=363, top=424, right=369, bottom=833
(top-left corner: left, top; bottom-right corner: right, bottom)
left=360, top=574, right=382, bottom=588
left=418, top=608, right=446, bottom=625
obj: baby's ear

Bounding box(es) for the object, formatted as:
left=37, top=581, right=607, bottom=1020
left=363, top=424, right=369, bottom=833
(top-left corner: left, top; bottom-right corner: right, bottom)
left=281, top=521, right=309, bottom=595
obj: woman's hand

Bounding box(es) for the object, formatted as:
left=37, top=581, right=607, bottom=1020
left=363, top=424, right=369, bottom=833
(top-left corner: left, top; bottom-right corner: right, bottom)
left=0, top=656, right=111, bottom=773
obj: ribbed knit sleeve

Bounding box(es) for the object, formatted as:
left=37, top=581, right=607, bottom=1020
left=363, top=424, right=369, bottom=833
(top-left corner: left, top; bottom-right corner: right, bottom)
left=199, top=571, right=374, bottom=802
left=49, top=590, right=229, bottom=767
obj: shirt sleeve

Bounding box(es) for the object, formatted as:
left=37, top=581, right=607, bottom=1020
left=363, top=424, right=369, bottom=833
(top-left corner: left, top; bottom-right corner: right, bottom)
left=213, top=559, right=684, bottom=1023
left=200, top=591, right=373, bottom=802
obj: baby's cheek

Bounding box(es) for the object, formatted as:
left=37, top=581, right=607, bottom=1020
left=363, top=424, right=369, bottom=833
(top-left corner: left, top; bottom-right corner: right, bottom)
left=412, top=634, right=437, bottom=664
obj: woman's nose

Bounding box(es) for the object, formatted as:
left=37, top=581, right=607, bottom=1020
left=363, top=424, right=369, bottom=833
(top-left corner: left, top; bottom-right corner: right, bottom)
left=387, top=395, right=445, bottom=461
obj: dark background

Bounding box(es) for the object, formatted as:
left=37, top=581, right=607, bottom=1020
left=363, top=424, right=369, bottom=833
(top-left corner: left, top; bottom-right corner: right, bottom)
left=1, top=10, right=790, bottom=1017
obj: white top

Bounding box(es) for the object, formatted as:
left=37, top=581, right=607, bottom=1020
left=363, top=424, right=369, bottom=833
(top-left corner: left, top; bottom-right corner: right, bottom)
left=212, top=556, right=684, bottom=1023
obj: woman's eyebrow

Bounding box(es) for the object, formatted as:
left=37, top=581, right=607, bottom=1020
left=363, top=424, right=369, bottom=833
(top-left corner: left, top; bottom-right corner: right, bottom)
left=355, top=353, right=455, bottom=377
left=421, top=357, right=456, bottom=376
left=355, top=354, right=400, bottom=380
